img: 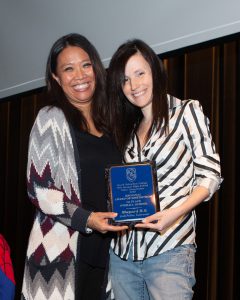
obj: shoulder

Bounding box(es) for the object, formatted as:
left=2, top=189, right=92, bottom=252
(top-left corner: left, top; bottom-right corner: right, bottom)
left=168, top=94, right=203, bottom=114
left=36, top=106, right=66, bottom=122
left=31, top=106, right=71, bottom=140
left=34, top=106, right=70, bottom=131
left=181, top=99, right=206, bottom=120
left=182, top=99, right=202, bottom=110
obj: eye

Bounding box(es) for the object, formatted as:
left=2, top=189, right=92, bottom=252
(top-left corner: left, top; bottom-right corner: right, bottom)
left=83, top=62, right=92, bottom=68
left=63, top=66, right=73, bottom=72
left=136, top=71, right=145, bottom=77
left=123, top=76, right=129, bottom=84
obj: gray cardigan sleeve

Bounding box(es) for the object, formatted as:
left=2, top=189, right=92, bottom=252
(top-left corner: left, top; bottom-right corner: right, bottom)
left=27, top=106, right=92, bottom=233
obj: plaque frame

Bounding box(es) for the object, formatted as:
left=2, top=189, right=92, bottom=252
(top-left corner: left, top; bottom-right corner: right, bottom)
left=105, top=161, right=160, bottom=226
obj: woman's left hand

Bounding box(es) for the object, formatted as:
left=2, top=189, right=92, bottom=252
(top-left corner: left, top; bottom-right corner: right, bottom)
left=134, top=207, right=182, bottom=233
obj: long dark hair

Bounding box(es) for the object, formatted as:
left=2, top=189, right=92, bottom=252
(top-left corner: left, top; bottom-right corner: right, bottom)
left=107, top=39, right=169, bottom=152
left=46, top=33, right=109, bottom=133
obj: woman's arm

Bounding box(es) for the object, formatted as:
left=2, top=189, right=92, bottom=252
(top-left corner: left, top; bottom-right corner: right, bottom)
left=27, top=107, right=127, bottom=233
left=135, top=186, right=208, bottom=232
left=136, top=100, right=222, bottom=232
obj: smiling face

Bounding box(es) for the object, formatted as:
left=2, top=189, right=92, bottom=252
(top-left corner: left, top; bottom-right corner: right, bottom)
left=122, top=52, right=153, bottom=112
left=53, top=46, right=96, bottom=110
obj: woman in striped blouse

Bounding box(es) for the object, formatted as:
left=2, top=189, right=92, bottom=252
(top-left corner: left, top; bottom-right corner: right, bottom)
left=107, top=39, right=222, bottom=300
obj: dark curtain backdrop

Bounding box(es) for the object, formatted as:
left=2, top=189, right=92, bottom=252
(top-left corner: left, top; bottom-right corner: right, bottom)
left=0, top=34, right=239, bottom=299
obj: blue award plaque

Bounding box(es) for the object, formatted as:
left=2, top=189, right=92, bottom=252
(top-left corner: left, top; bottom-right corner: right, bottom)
left=106, top=162, right=159, bottom=225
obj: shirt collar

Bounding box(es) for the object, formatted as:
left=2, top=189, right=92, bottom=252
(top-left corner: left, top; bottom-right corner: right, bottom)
left=167, top=94, right=182, bottom=110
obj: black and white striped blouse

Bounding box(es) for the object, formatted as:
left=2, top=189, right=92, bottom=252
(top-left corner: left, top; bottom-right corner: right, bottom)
left=111, top=96, right=222, bottom=261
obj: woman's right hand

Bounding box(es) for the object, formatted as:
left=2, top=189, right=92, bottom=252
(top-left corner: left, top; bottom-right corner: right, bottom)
left=87, top=212, right=128, bottom=233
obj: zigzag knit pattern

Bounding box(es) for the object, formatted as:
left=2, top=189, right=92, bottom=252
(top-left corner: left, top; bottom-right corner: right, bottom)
left=22, top=107, right=82, bottom=300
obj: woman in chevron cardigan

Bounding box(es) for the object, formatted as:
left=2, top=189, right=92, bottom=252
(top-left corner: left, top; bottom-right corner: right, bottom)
left=21, top=33, right=127, bottom=300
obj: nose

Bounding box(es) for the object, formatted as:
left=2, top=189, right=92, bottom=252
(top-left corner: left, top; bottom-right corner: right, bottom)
left=130, top=78, right=139, bottom=90
left=75, top=67, right=86, bottom=79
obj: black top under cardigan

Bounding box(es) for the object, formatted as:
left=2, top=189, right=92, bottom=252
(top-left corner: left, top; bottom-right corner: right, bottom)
left=74, top=130, right=122, bottom=268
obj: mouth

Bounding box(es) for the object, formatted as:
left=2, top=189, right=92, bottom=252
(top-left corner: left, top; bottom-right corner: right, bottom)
left=132, top=90, right=146, bottom=98
left=73, top=82, right=91, bottom=92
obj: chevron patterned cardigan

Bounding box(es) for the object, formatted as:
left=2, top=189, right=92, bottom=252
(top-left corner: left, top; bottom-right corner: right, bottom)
left=21, top=106, right=91, bottom=300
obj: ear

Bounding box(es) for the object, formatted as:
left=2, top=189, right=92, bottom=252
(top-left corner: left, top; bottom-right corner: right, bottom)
left=52, top=73, right=61, bottom=86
